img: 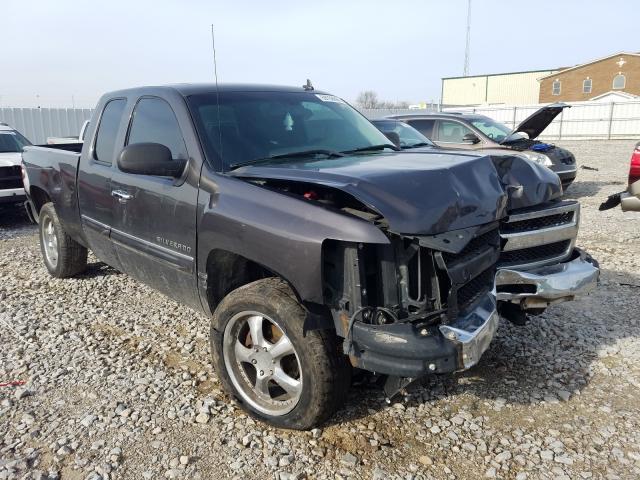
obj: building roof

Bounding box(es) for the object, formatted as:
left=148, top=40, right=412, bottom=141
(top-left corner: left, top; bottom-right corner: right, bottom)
left=590, top=90, right=640, bottom=101
left=442, top=68, right=558, bottom=81
left=537, top=52, right=640, bottom=80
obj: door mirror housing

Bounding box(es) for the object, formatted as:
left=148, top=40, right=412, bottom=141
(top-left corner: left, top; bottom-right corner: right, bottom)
left=462, top=132, right=481, bottom=144
left=117, top=143, right=185, bottom=177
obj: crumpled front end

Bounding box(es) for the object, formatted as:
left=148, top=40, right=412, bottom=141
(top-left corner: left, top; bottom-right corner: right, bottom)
left=323, top=221, right=503, bottom=382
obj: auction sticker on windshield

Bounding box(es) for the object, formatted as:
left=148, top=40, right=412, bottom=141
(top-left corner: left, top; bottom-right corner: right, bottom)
left=315, top=94, right=346, bottom=104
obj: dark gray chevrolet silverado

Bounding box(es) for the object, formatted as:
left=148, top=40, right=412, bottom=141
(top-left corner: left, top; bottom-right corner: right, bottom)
left=22, top=84, right=599, bottom=429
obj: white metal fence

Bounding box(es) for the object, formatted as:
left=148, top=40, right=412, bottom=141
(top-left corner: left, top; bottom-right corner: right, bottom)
left=3, top=100, right=639, bottom=144
left=361, top=100, right=640, bottom=140
left=0, top=108, right=93, bottom=145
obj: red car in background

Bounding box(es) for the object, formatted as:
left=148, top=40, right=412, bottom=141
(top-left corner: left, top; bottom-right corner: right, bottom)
left=600, top=141, right=640, bottom=212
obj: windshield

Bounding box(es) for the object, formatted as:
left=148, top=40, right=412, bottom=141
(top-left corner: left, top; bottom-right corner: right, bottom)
left=470, top=116, right=525, bottom=143
left=187, top=91, right=393, bottom=170
left=373, top=120, right=435, bottom=148
left=0, top=131, right=31, bottom=153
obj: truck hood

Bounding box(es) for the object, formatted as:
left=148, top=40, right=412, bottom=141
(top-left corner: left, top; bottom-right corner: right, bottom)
left=501, top=103, right=570, bottom=143
left=230, top=151, right=561, bottom=236
left=0, top=152, right=22, bottom=168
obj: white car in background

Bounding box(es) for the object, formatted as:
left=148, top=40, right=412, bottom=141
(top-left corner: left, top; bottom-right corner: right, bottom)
left=0, top=123, right=31, bottom=206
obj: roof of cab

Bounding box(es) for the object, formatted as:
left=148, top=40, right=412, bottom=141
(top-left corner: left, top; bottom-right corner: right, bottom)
left=386, top=112, right=493, bottom=123
left=104, top=83, right=331, bottom=98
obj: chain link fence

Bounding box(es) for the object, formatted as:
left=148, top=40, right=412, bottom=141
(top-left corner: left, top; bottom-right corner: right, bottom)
left=360, top=101, right=640, bottom=140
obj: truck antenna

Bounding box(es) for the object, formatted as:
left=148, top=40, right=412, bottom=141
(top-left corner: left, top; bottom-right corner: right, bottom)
left=211, top=25, right=223, bottom=163
left=463, top=0, right=471, bottom=76
left=303, top=79, right=314, bottom=91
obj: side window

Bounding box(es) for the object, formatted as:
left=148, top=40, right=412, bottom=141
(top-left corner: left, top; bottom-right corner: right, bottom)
left=436, top=120, right=474, bottom=143
left=407, top=119, right=435, bottom=138
left=94, top=99, right=126, bottom=164
left=127, top=97, right=187, bottom=160
left=552, top=79, right=561, bottom=95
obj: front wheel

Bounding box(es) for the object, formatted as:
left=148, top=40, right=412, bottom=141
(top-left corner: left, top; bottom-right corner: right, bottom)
left=211, top=278, right=350, bottom=430
left=39, top=203, right=87, bottom=278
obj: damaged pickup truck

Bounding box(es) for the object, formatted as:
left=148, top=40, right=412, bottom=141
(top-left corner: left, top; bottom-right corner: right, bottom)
left=22, top=84, right=599, bottom=429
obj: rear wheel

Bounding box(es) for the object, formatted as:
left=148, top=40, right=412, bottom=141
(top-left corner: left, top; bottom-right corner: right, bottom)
left=211, top=278, right=350, bottom=429
left=39, top=203, right=87, bottom=278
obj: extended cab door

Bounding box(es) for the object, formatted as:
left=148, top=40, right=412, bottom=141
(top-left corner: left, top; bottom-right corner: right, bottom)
left=109, top=96, right=201, bottom=309
left=77, top=98, right=127, bottom=269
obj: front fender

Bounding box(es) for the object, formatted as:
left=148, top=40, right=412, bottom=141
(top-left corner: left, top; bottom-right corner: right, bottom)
left=196, top=170, right=390, bottom=308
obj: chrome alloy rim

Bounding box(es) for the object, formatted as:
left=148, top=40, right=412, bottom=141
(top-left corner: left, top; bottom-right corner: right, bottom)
left=41, top=216, right=58, bottom=268
left=222, top=311, right=303, bottom=416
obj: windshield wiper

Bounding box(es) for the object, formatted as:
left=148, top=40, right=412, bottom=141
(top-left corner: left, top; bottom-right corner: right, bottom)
left=229, top=149, right=344, bottom=170
left=401, top=142, right=433, bottom=149
left=341, top=143, right=400, bottom=154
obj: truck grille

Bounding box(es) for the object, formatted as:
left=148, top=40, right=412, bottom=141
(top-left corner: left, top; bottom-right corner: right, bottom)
left=443, top=228, right=500, bottom=264
left=501, top=211, right=574, bottom=234
left=442, top=226, right=500, bottom=318
left=499, top=240, right=571, bottom=268
left=499, top=201, right=578, bottom=269
left=0, top=166, right=23, bottom=190
left=456, top=266, right=496, bottom=313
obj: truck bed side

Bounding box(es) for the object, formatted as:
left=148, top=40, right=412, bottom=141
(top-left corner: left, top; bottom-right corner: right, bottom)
left=22, top=144, right=86, bottom=245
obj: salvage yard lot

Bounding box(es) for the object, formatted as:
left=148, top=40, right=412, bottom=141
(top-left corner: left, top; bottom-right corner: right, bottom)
left=1, top=140, right=639, bottom=480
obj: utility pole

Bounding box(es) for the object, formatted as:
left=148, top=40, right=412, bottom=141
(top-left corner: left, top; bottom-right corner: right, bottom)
left=463, top=0, right=471, bottom=76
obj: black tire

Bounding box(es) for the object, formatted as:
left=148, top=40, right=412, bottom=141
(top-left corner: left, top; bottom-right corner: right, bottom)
left=210, top=278, right=351, bottom=430
left=39, top=202, right=88, bottom=278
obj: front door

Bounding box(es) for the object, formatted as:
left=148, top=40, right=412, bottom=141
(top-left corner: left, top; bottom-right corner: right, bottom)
left=77, top=98, right=128, bottom=269
left=433, top=119, right=479, bottom=150
left=109, top=96, right=201, bottom=309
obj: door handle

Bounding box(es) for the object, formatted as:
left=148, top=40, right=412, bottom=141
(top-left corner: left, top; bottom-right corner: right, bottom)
left=111, top=190, right=133, bottom=203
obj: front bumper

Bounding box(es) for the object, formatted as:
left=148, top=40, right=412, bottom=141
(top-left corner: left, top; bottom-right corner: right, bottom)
left=496, top=248, right=599, bottom=309
left=349, top=294, right=499, bottom=378
left=554, top=167, right=577, bottom=189
left=0, top=188, right=26, bottom=205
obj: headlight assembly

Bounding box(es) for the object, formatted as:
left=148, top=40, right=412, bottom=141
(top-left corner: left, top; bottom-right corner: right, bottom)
left=522, top=151, right=553, bottom=167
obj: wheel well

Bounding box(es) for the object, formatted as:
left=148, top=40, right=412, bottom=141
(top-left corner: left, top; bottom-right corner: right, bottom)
left=29, top=186, right=51, bottom=215
left=205, top=250, right=274, bottom=312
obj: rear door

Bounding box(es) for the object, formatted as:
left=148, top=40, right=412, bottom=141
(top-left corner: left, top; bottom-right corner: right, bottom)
left=77, top=98, right=127, bottom=269
left=109, top=96, right=201, bottom=308
left=405, top=119, right=436, bottom=140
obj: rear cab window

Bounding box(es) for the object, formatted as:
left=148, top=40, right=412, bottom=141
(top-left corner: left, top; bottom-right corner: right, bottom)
left=94, top=99, right=127, bottom=164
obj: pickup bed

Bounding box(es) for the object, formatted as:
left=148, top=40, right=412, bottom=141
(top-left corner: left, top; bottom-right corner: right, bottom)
left=22, top=84, right=600, bottom=429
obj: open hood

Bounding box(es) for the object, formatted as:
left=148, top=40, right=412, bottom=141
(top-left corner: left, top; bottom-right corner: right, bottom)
left=501, top=103, right=570, bottom=143
left=230, top=151, right=561, bottom=236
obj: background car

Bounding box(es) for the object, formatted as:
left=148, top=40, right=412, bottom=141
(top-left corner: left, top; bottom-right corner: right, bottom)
left=0, top=123, right=31, bottom=206
left=370, top=119, right=435, bottom=150
left=600, top=141, right=640, bottom=212
left=387, top=104, right=578, bottom=189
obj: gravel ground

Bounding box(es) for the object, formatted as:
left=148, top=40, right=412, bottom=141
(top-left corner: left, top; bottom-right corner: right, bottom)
left=1, top=140, right=639, bottom=480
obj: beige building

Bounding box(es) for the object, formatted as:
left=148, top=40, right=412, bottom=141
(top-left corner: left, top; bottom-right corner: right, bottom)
left=441, top=69, right=558, bottom=106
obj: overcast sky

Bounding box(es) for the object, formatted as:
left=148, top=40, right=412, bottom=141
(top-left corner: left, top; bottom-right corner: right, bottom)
left=2, top=0, right=638, bottom=108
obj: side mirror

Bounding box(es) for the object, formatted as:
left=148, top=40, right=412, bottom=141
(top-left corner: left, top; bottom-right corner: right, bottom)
left=462, top=132, right=481, bottom=144
left=382, top=131, right=401, bottom=148
left=117, top=143, right=185, bottom=177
